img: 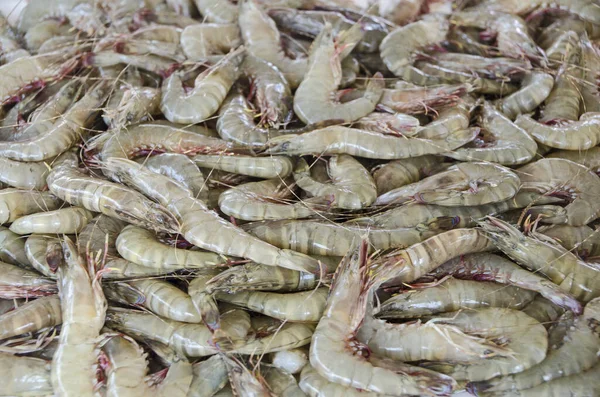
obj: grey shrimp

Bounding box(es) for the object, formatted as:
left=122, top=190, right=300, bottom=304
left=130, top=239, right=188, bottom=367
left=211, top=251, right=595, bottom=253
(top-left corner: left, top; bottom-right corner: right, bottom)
left=181, top=24, right=241, bottom=61
left=0, top=189, right=62, bottom=225
left=193, top=154, right=293, bottom=179
left=495, top=72, right=554, bottom=120
left=9, top=207, right=94, bottom=235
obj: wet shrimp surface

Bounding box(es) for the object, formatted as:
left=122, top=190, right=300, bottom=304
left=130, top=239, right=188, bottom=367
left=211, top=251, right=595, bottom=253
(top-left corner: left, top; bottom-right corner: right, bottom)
left=3, top=0, right=600, bottom=395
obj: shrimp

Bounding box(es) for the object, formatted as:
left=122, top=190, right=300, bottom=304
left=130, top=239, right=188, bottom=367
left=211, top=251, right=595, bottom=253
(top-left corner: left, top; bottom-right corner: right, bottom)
left=265, top=125, right=477, bottom=159
left=116, top=225, right=226, bottom=269
left=217, top=288, right=328, bottom=322
left=450, top=11, right=545, bottom=65
left=222, top=355, right=274, bottom=396
left=0, top=80, right=111, bottom=161
left=309, top=241, right=457, bottom=396
left=239, top=0, right=306, bottom=87
left=84, top=51, right=177, bottom=76
left=472, top=0, right=600, bottom=25
left=25, top=234, right=61, bottom=278
left=375, top=162, right=521, bottom=207
left=77, top=215, right=126, bottom=259
left=0, top=226, right=30, bottom=266
left=24, top=19, right=74, bottom=53
left=377, top=83, right=470, bottom=115
left=0, top=189, right=62, bottom=225
left=371, top=228, right=494, bottom=286
left=293, top=23, right=384, bottom=125
left=51, top=237, right=107, bottom=397
left=516, top=158, right=600, bottom=225
left=372, top=156, right=444, bottom=195
left=193, top=154, right=293, bottom=179
left=299, top=363, right=383, bottom=397
left=516, top=114, right=600, bottom=150
left=546, top=147, right=600, bottom=172
left=9, top=207, right=94, bottom=235
left=261, top=364, right=305, bottom=397
left=103, top=157, right=324, bottom=273
left=580, top=32, right=600, bottom=114
left=160, top=47, right=244, bottom=124
left=446, top=101, right=537, bottom=165
left=181, top=24, right=241, bottom=62
left=218, top=178, right=328, bottom=221
left=194, top=0, right=237, bottom=23
left=0, top=352, right=53, bottom=396
left=380, top=13, right=450, bottom=78
left=421, top=253, right=582, bottom=314
left=189, top=355, right=229, bottom=397
left=270, top=349, right=308, bottom=375
left=421, top=53, right=531, bottom=81
left=539, top=224, right=600, bottom=259
left=103, top=334, right=193, bottom=397
left=103, top=86, right=162, bottom=131
left=522, top=296, right=565, bottom=327
left=233, top=320, right=315, bottom=354
left=468, top=297, right=600, bottom=394
left=417, top=309, right=548, bottom=382
left=0, top=295, right=60, bottom=341
left=188, top=270, right=223, bottom=334
left=243, top=218, right=455, bottom=257
left=105, top=307, right=250, bottom=357
left=47, top=158, right=178, bottom=234
left=379, top=278, right=535, bottom=319
left=293, top=155, right=377, bottom=210
left=205, top=261, right=329, bottom=294
left=243, top=53, right=292, bottom=127
left=353, top=112, right=421, bottom=138
left=495, top=72, right=554, bottom=120
left=0, top=157, right=53, bottom=190
left=0, top=15, right=29, bottom=64
left=480, top=217, right=600, bottom=302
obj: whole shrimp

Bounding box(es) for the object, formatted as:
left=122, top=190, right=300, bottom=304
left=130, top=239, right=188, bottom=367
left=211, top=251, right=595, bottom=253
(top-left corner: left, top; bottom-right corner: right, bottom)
left=309, top=241, right=457, bottom=396
left=372, top=155, right=445, bottom=195
left=0, top=188, right=62, bottom=225
left=480, top=217, right=600, bottom=303
left=9, top=207, right=94, bottom=235
left=0, top=295, right=61, bottom=341
left=445, top=102, right=537, bottom=165
left=293, top=155, right=377, bottom=210
left=160, top=47, right=244, bottom=124
left=51, top=237, right=107, bottom=397
left=353, top=112, right=421, bottom=138
left=293, top=23, right=383, bottom=125
left=417, top=98, right=475, bottom=140
left=265, top=125, right=477, bottom=159
left=516, top=158, right=600, bottom=225
left=193, top=154, right=293, bottom=179
left=377, top=82, right=469, bottom=115
left=181, top=24, right=241, bottom=62
left=377, top=278, right=535, bottom=319
left=495, top=72, right=554, bottom=120
left=468, top=297, right=600, bottom=394
left=516, top=114, right=600, bottom=150
left=375, top=162, right=521, bottom=207
left=232, top=319, right=315, bottom=355
left=299, top=363, right=382, bottom=397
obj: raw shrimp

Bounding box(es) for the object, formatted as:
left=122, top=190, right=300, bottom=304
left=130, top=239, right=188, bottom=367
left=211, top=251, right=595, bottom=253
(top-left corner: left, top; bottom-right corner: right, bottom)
left=417, top=98, right=474, bottom=140
left=239, top=0, right=306, bottom=87
left=422, top=53, right=530, bottom=81
left=222, top=355, right=274, bottom=396
left=522, top=296, right=565, bottom=327
left=51, top=238, right=107, bottom=397
left=193, top=154, right=293, bottom=179
left=299, top=363, right=382, bottom=397
left=378, top=278, right=535, bottom=319
left=353, top=112, right=421, bottom=137
left=516, top=158, right=600, bottom=225
left=516, top=114, right=600, bottom=150
left=545, top=30, right=579, bottom=65
left=189, top=355, right=229, bottom=397
left=160, top=47, right=244, bottom=124
left=243, top=218, right=454, bottom=257
left=538, top=224, right=600, bottom=259
left=0, top=352, right=53, bottom=396
left=216, top=288, right=328, bottom=322
left=85, top=52, right=177, bottom=76
left=103, top=86, right=162, bottom=131
left=468, top=297, right=600, bottom=394
left=261, top=364, right=305, bottom=397
left=580, top=32, right=600, bottom=113
left=0, top=226, right=30, bottom=266
left=0, top=189, right=62, bottom=225
left=103, top=334, right=193, bottom=397
left=0, top=80, right=111, bottom=161
left=422, top=253, right=582, bottom=314
left=232, top=321, right=315, bottom=354
left=9, top=207, right=94, bottom=235
left=495, top=72, right=554, bottom=120
left=371, top=228, right=494, bottom=285
left=0, top=16, right=29, bottom=64
left=372, top=156, right=443, bottom=195
left=446, top=102, right=537, bottom=165
left=309, top=241, right=457, bottom=396
left=472, top=0, right=600, bottom=25
left=265, top=125, right=477, bottom=159
left=218, top=178, right=328, bottom=221
left=47, top=158, right=178, bottom=234
left=194, top=0, right=237, bottom=23
left=206, top=261, right=328, bottom=293
left=0, top=157, right=52, bottom=190
left=293, top=23, right=383, bottom=125
left=142, top=153, right=209, bottom=202
left=24, top=20, right=74, bottom=53
left=293, top=155, right=377, bottom=210
left=181, top=24, right=241, bottom=61
left=25, top=234, right=62, bottom=277
left=105, top=307, right=250, bottom=357
left=539, top=61, right=582, bottom=124
left=480, top=217, right=600, bottom=302
left=188, top=270, right=223, bottom=334
left=243, top=53, right=292, bottom=127
left=546, top=147, right=600, bottom=171
left=77, top=215, right=126, bottom=259
left=377, top=83, right=469, bottom=115
left=116, top=225, right=226, bottom=269
left=418, top=309, right=548, bottom=382
left=0, top=295, right=60, bottom=341
left=380, top=14, right=450, bottom=78
left=375, top=162, right=520, bottom=207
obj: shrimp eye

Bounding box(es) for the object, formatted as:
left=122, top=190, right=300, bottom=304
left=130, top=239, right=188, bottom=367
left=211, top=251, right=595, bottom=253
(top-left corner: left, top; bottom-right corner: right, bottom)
left=281, top=142, right=290, bottom=151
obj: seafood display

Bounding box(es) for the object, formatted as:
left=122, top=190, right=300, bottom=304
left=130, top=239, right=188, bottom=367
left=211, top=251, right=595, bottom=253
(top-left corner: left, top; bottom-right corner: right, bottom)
left=2, top=0, right=600, bottom=396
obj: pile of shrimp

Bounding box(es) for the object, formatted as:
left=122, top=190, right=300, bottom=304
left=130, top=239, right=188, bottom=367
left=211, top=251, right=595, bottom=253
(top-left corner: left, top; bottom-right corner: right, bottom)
left=3, top=0, right=600, bottom=395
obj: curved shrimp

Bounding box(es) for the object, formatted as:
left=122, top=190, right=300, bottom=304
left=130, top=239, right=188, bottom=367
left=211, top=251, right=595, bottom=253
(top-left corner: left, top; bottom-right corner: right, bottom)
left=310, top=241, right=457, bottom=396
left=77, top=215, right=126, bottom=259
left=480, top=216, right=600, bottom=303
left=143, top=153, right=209, bottom=202
left=160, top=47, right=244, bottom=124
left=417, top=98, right=474, bottom=140
left=265, top=125, right=477, bottom=159
left=232, top=320, right=315, bottom=355
left=0, top=226, right=30, bottom=266
left=445, top=102, right=537, bottom=165
left=293, top=155, right=377, bottom=210
left=372, top=155, right=443, bottom=195
left=25, top=234, right=61, bottom=278
left=103, top=86, right=162, bottom=131
left=0, top=188, right=62, bottom=225
left=293, top=23, right=383, bottom=125
left=9, top=207, right=94, bottom=235
left=181, top=24, right=241, bottom=62
left=299, top=363, right=383, bottom=397
left=516, top=114, right=600, bottom=150
left=193, top=154, right=293, bottom=179
left=495, top=72, right=554, bottom=120
left=375, top=162, right=520, bottom=207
